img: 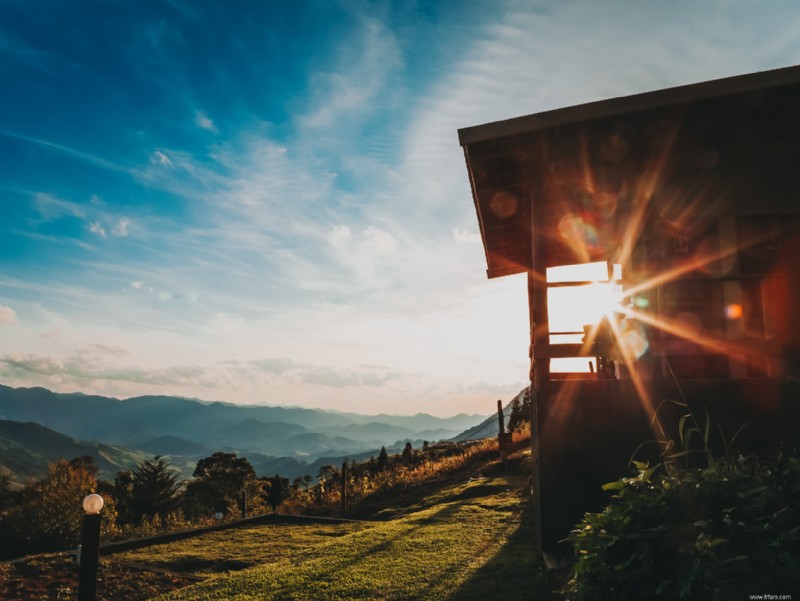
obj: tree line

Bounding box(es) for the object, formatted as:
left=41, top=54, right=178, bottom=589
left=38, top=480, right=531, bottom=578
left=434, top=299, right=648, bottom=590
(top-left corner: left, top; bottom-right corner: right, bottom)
left=0, top=438, right=502, bottom=560
left=0, top=451, right=299, bottom=560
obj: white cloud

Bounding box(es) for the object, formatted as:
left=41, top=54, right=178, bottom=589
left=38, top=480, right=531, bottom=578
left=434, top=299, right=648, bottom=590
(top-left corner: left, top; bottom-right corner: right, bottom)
left=0, top=348, right=213, bottom=389
left=362, top=226, right=398, bottom=254
left=195, top=110, right=217, bottom=132
left=9, top=1, right=800, bottom=416
left=298, top=16, right=403, bottom=130
left=150, top=150, right=173, bottom=167
left=113, top=218, right=130, bottom=237
left=0, top=305, right=17, bottom=325
left=89, top=221, right=107, bottom=238
left=33, top=192, right=85, bottom=221
left=330, top=224, right=352, bottom=249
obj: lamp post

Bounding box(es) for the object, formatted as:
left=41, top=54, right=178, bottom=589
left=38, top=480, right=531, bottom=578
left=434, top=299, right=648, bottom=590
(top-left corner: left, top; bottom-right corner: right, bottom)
left=78, top=493, right=103, bottom=601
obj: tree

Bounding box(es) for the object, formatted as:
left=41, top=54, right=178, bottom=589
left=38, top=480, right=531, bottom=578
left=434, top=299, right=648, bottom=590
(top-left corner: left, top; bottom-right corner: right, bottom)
left=507, top=387, right=531, bottom=433
left=183, top=478, right=226, bottom=517
left=128, top=456, right=182, bottom=523
left=0, top=460, right=119, bottom=559
left=401, top=442, right=414, bottom=465
left=0, top=472, right=15, bottom=512
left=263, top=474, right=291, bottom=511
left=316, top=464, right=340, bottom=483
left=112, top=469, right=135, bottom=524
left=377, top=446, right=389, bottom=471
left=186, top=452, right=256, bottom=517
left=68, top=455, right=99, bottom=479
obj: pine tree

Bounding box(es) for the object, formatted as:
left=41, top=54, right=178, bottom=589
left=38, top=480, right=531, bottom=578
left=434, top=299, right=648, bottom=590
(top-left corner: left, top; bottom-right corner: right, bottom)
left=129, top=456, right=182, bottom=522
left=264, top=474, right=291, bottom=511
left=377, top=446, right=389, bottom=471
left=401, top=442, right=414, bottom=465
left=507, top=387, right=532, bottom=432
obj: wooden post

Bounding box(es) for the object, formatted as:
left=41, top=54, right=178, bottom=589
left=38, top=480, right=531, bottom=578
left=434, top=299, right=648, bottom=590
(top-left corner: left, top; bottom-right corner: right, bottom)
left=528, top=271, right=544, bottom=560
left=527, top=144, right=548, bottom=560
left=497, top=399, right=505, bottom=434
left=497, top=399, right=509, bottom=470
left=340, top=461, right=348, bottom=516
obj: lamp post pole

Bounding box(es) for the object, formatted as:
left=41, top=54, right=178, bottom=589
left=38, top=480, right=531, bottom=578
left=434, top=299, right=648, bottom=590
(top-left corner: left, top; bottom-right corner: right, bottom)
left=78, top=493, right=104, bottom=601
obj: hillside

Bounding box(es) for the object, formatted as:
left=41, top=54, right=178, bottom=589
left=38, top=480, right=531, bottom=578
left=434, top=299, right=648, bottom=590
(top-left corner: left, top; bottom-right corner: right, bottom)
left=0, top=420, right=147, bottom=485
left=0, top=444, right=553, bottom=601
left=0, top=384, right=486, bottom=465
left=449, top=387, right=527, bottom=442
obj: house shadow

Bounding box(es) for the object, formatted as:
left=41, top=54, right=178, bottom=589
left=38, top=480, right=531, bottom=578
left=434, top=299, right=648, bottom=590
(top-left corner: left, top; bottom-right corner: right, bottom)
left=446, top=500, right=565, bottom=601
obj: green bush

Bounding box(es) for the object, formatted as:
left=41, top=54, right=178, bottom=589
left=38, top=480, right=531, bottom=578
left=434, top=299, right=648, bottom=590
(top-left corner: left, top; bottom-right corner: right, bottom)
left=568, top=455, right=800, bottom=600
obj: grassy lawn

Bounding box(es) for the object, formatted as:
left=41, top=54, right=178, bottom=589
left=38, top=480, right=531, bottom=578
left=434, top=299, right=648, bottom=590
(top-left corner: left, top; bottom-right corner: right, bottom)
left=129, top=470, right=551, bottom=600
left=117, top=521, right=371, bottom=577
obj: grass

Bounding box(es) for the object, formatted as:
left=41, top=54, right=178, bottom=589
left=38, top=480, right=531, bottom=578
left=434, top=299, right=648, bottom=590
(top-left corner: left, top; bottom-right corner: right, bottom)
left=120, top=460, right=552, bottom=600
left=117, top=521, right=371, bottom=577
left=1, top=448, right=556, bottom=600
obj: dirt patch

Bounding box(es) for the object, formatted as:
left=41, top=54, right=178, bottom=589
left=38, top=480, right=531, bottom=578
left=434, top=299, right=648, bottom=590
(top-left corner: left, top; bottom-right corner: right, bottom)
left=0, top=552, right=198, bottom=601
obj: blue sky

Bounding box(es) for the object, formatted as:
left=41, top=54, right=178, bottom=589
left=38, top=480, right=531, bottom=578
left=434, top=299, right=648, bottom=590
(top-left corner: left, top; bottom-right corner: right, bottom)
left=2, top=0, right=800, bottom=416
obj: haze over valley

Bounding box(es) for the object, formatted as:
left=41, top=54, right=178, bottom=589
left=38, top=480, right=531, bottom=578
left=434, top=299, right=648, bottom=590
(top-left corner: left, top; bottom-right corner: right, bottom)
left=0, top=384, right=488, bottom=485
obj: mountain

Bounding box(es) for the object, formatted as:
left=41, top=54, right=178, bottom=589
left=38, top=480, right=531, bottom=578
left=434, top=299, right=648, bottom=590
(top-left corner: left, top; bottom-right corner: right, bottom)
left=135, top=435, right=211, bottom=457
left=0, top=384, right=486, bottom=453
left=204, top=418, right=310, bottom=455
left=0, top=419, right=148, bottom=485
left=0, top=384, right=492, bottom=481
left=450, top=388, right=526, bottom=442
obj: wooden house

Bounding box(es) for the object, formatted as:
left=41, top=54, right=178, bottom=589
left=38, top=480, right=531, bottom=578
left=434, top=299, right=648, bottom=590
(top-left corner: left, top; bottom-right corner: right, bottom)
left=459, top=64, right=800, bottom=549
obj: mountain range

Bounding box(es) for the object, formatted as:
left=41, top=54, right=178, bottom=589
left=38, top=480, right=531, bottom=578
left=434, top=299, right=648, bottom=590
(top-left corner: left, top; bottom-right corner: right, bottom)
left=0, top=384, right=489, bottom=486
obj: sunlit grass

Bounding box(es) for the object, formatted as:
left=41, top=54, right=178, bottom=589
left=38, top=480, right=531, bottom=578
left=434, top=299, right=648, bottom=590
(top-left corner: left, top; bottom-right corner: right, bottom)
left=117, top=522, right=371, bottom=577
left=142, top=470, right=543, bottom=601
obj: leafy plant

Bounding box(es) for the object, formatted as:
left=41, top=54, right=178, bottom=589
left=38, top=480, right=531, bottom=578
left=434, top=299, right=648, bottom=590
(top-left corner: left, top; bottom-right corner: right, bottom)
left=0, top=459, right=120, bottom=559
left=569, top=450, right=800, bottom=599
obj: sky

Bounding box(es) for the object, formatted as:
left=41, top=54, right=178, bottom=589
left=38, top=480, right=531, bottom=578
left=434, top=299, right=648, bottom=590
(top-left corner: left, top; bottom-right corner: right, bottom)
left=1, top=0, right=800, bottom=417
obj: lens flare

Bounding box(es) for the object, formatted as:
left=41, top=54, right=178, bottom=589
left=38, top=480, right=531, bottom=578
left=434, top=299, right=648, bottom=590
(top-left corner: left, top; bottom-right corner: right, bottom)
left=726, top=303, right=743, bottom=319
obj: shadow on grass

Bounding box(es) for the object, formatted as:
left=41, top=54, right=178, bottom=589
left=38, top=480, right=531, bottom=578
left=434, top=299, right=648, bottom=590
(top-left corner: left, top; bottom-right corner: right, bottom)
left=447, top=502, right=563, bottom=601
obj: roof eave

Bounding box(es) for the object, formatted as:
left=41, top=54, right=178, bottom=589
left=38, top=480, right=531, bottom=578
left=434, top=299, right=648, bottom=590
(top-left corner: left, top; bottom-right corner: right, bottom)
left=458, top=64, right=800, bottom=146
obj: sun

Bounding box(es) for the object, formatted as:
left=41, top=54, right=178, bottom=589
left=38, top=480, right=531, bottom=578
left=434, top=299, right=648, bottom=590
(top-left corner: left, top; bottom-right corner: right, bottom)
left=546, top=261, right=625, bottom=373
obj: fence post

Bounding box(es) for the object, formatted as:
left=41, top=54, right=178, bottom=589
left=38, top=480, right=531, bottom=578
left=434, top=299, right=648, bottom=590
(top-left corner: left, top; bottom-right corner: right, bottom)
left=340, top=461, right=348, bottom=516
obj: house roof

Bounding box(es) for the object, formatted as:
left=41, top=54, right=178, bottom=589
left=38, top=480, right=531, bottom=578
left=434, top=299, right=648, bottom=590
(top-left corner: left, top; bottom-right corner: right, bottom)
left=459, top=64, right=800, bottom=279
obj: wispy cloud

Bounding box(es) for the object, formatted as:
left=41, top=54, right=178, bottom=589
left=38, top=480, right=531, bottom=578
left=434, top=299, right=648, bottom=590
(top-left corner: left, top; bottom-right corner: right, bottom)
left=230, top=358, right=403, bottom=388
left=112, top=218, right=130, bottom=237
left=0, top=130, right=139, bottom=176
left=33, top=193, right=85, bottom=221
left=298, top=16, right=403, bottom=131
left=0, top=347, right=212, bottom=388
left=89, top=221, right=107, bottom=238
left=195, top=110, right=217, bottom=132
left=4, top=1, right=800, bottom=415
left=150, top=150, right=173, bottom=167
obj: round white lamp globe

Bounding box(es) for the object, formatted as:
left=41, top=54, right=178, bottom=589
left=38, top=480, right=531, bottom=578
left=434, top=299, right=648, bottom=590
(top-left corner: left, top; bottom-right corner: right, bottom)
left=83, top=493, right=104, bottom=515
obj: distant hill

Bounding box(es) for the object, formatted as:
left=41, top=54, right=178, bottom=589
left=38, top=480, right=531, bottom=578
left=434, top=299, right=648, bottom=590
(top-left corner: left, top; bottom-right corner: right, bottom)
left=135, top=435, right=211, bottom=457
left=0, top=384, right=486, bottom=458
left=450, top=387, right=527, bottom=442
left=0, top=419, right=148, bottom=485
left=0, top=383, right=493, bottom=482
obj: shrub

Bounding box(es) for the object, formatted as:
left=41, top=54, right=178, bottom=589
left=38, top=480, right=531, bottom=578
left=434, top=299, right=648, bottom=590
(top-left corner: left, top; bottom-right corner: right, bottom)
left=568, top=455, right=800, bottom=600
left=0, top=460, right=120, bottom=559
